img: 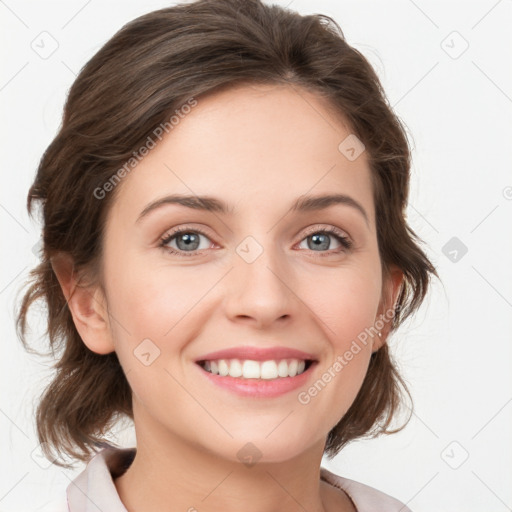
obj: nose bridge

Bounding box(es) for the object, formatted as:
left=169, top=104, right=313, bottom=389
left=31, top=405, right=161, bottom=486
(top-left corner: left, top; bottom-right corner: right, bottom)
left=225, top=231, right=295, bottom=324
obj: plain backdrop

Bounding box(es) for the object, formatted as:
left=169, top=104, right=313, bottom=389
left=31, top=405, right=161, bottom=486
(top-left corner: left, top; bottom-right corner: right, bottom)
left=1, top=1, right=511, bottom=511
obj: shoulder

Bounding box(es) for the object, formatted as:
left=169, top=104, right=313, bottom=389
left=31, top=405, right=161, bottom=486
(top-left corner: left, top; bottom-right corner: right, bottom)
left=34, top=497, right=69, bottom=511
left=320, top=466, right=413, bottom=512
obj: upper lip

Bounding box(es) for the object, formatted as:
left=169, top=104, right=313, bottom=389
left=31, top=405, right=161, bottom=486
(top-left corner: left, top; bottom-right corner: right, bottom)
left=195, top=346, right=318, bottom=363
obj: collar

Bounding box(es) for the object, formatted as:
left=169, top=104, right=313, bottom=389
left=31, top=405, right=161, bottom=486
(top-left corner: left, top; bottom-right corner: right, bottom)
left=66, top=445, right=133, bottom=511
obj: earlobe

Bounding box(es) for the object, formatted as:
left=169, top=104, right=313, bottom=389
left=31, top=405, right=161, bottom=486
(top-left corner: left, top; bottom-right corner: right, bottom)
left=51, top=252, right=115, bottom=355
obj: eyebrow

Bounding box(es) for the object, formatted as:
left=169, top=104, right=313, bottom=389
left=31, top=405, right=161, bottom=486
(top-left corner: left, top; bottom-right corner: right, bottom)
left=136, top=193, right=369, bottom=227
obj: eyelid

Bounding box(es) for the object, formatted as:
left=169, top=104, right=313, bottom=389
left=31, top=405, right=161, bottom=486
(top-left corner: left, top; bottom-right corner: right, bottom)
left=300, top=224, right=351, bottom=241
left=160, top=223, right=215, bottom=241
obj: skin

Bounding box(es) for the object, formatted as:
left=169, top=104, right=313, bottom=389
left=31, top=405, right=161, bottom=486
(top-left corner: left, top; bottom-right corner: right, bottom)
left=54, top=83, right=403, bottom=512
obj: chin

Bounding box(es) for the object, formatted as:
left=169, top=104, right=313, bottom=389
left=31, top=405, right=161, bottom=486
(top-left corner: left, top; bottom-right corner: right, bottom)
left=220, top=432, right=317, bottom=465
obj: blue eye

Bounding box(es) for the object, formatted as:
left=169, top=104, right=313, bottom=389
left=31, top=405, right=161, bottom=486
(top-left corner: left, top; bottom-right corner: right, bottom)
left=160, top=227, right=212, bottom=256
left=160, top=225, right=353, bottom=257
left=298, top=226, right=353, bottom=254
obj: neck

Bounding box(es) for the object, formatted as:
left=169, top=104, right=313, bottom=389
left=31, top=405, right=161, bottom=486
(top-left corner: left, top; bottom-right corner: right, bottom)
left=113, top=399, right=355, bottom=512
left=114, top=433, right=354, bottom=512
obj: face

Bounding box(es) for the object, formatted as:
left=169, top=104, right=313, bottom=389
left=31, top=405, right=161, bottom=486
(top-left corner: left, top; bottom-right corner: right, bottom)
left=93, top=83, right=397, bottom=463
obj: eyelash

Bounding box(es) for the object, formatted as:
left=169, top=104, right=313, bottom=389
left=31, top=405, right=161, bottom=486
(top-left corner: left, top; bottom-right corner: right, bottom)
left=159, top=225, right=353, bottom=258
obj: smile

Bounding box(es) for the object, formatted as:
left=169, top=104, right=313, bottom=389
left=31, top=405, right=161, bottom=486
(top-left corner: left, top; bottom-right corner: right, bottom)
left=195, top=358, right=318, bottom=398
left=197, top=358, right=314, bottom=379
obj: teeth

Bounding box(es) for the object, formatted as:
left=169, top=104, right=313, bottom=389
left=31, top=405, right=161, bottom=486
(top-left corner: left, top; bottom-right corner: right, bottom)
left=277, top=360, right=289, bottom=377
left=200, top=358, right=308, bottom=379
left=243, top=360, right=261, bottom=378
left=218, top=359, right=229, bottom=376
left=264, top=360, right=281, bottom=379
left=229, top=359, right=243, bottom=377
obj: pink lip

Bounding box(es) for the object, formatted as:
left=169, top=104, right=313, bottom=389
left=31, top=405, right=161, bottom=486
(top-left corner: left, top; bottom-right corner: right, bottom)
left=195, top=346, right=318, bottom=363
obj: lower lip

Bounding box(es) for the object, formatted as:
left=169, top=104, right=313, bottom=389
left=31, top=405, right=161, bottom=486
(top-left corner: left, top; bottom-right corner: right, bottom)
left=195, top=362, right=318, bottom=398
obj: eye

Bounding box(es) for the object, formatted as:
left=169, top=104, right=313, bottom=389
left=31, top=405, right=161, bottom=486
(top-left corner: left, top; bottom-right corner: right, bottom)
left=160, top=226, right=213, bottom=257
left=159, top=225, right=353, bottom=257
left=296, top=226, right=353, bottom=256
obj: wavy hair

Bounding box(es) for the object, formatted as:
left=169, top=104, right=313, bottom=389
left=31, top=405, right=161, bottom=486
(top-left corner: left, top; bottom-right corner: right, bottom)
left=16, top=0, right=439, bottom=468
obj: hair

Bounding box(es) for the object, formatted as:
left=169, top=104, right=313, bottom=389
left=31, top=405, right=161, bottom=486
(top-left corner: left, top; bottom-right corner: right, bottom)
left=16, top=0, right=439, bottom=469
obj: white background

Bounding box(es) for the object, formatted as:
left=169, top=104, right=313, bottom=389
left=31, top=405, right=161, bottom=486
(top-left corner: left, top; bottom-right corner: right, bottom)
left=1, top=0, right=511, bottom=511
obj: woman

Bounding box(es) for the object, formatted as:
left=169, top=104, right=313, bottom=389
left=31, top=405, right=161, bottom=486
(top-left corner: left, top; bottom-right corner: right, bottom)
left=18, top=0, right=438, bottom=510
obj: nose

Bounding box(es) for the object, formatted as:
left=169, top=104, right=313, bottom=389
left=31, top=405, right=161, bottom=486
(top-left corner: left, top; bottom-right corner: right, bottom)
left=222, top=238, right=298, bottom=329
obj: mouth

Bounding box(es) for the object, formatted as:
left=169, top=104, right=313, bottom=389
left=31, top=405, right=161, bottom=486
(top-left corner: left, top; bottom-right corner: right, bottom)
left=196, top=358, right=316, bottom=380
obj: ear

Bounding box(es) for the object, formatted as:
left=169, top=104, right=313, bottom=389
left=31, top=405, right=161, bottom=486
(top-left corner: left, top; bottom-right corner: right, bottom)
left=373, top=264, right=404, bottom=352
left=51, top=252, right=115, bottom=355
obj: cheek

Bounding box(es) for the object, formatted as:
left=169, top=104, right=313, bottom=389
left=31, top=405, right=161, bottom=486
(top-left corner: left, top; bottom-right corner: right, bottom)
left=104, top=257, right=213, bottom=383
left=301, top=267, right=380, bottom=400
left=104, top=267, right=191, bottom=405
left=305, top=266, right=381, bottom=342
left=105, top=248, right=184, bottom=330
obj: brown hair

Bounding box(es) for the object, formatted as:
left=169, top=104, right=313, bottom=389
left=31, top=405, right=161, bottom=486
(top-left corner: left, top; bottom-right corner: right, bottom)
left=16, top=0, right=438, bottom=469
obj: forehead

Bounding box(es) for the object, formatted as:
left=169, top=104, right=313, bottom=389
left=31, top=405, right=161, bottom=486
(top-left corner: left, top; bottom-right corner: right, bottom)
left=108, top=83, right=375, bottom=228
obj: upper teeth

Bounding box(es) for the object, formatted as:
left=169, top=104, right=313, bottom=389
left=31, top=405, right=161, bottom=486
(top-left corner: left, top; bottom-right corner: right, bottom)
left=202, top=359, right=307, bottom=379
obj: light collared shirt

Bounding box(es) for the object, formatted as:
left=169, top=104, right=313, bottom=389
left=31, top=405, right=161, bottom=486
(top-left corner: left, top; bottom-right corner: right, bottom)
left=36, top=445, right=413, bottom=511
